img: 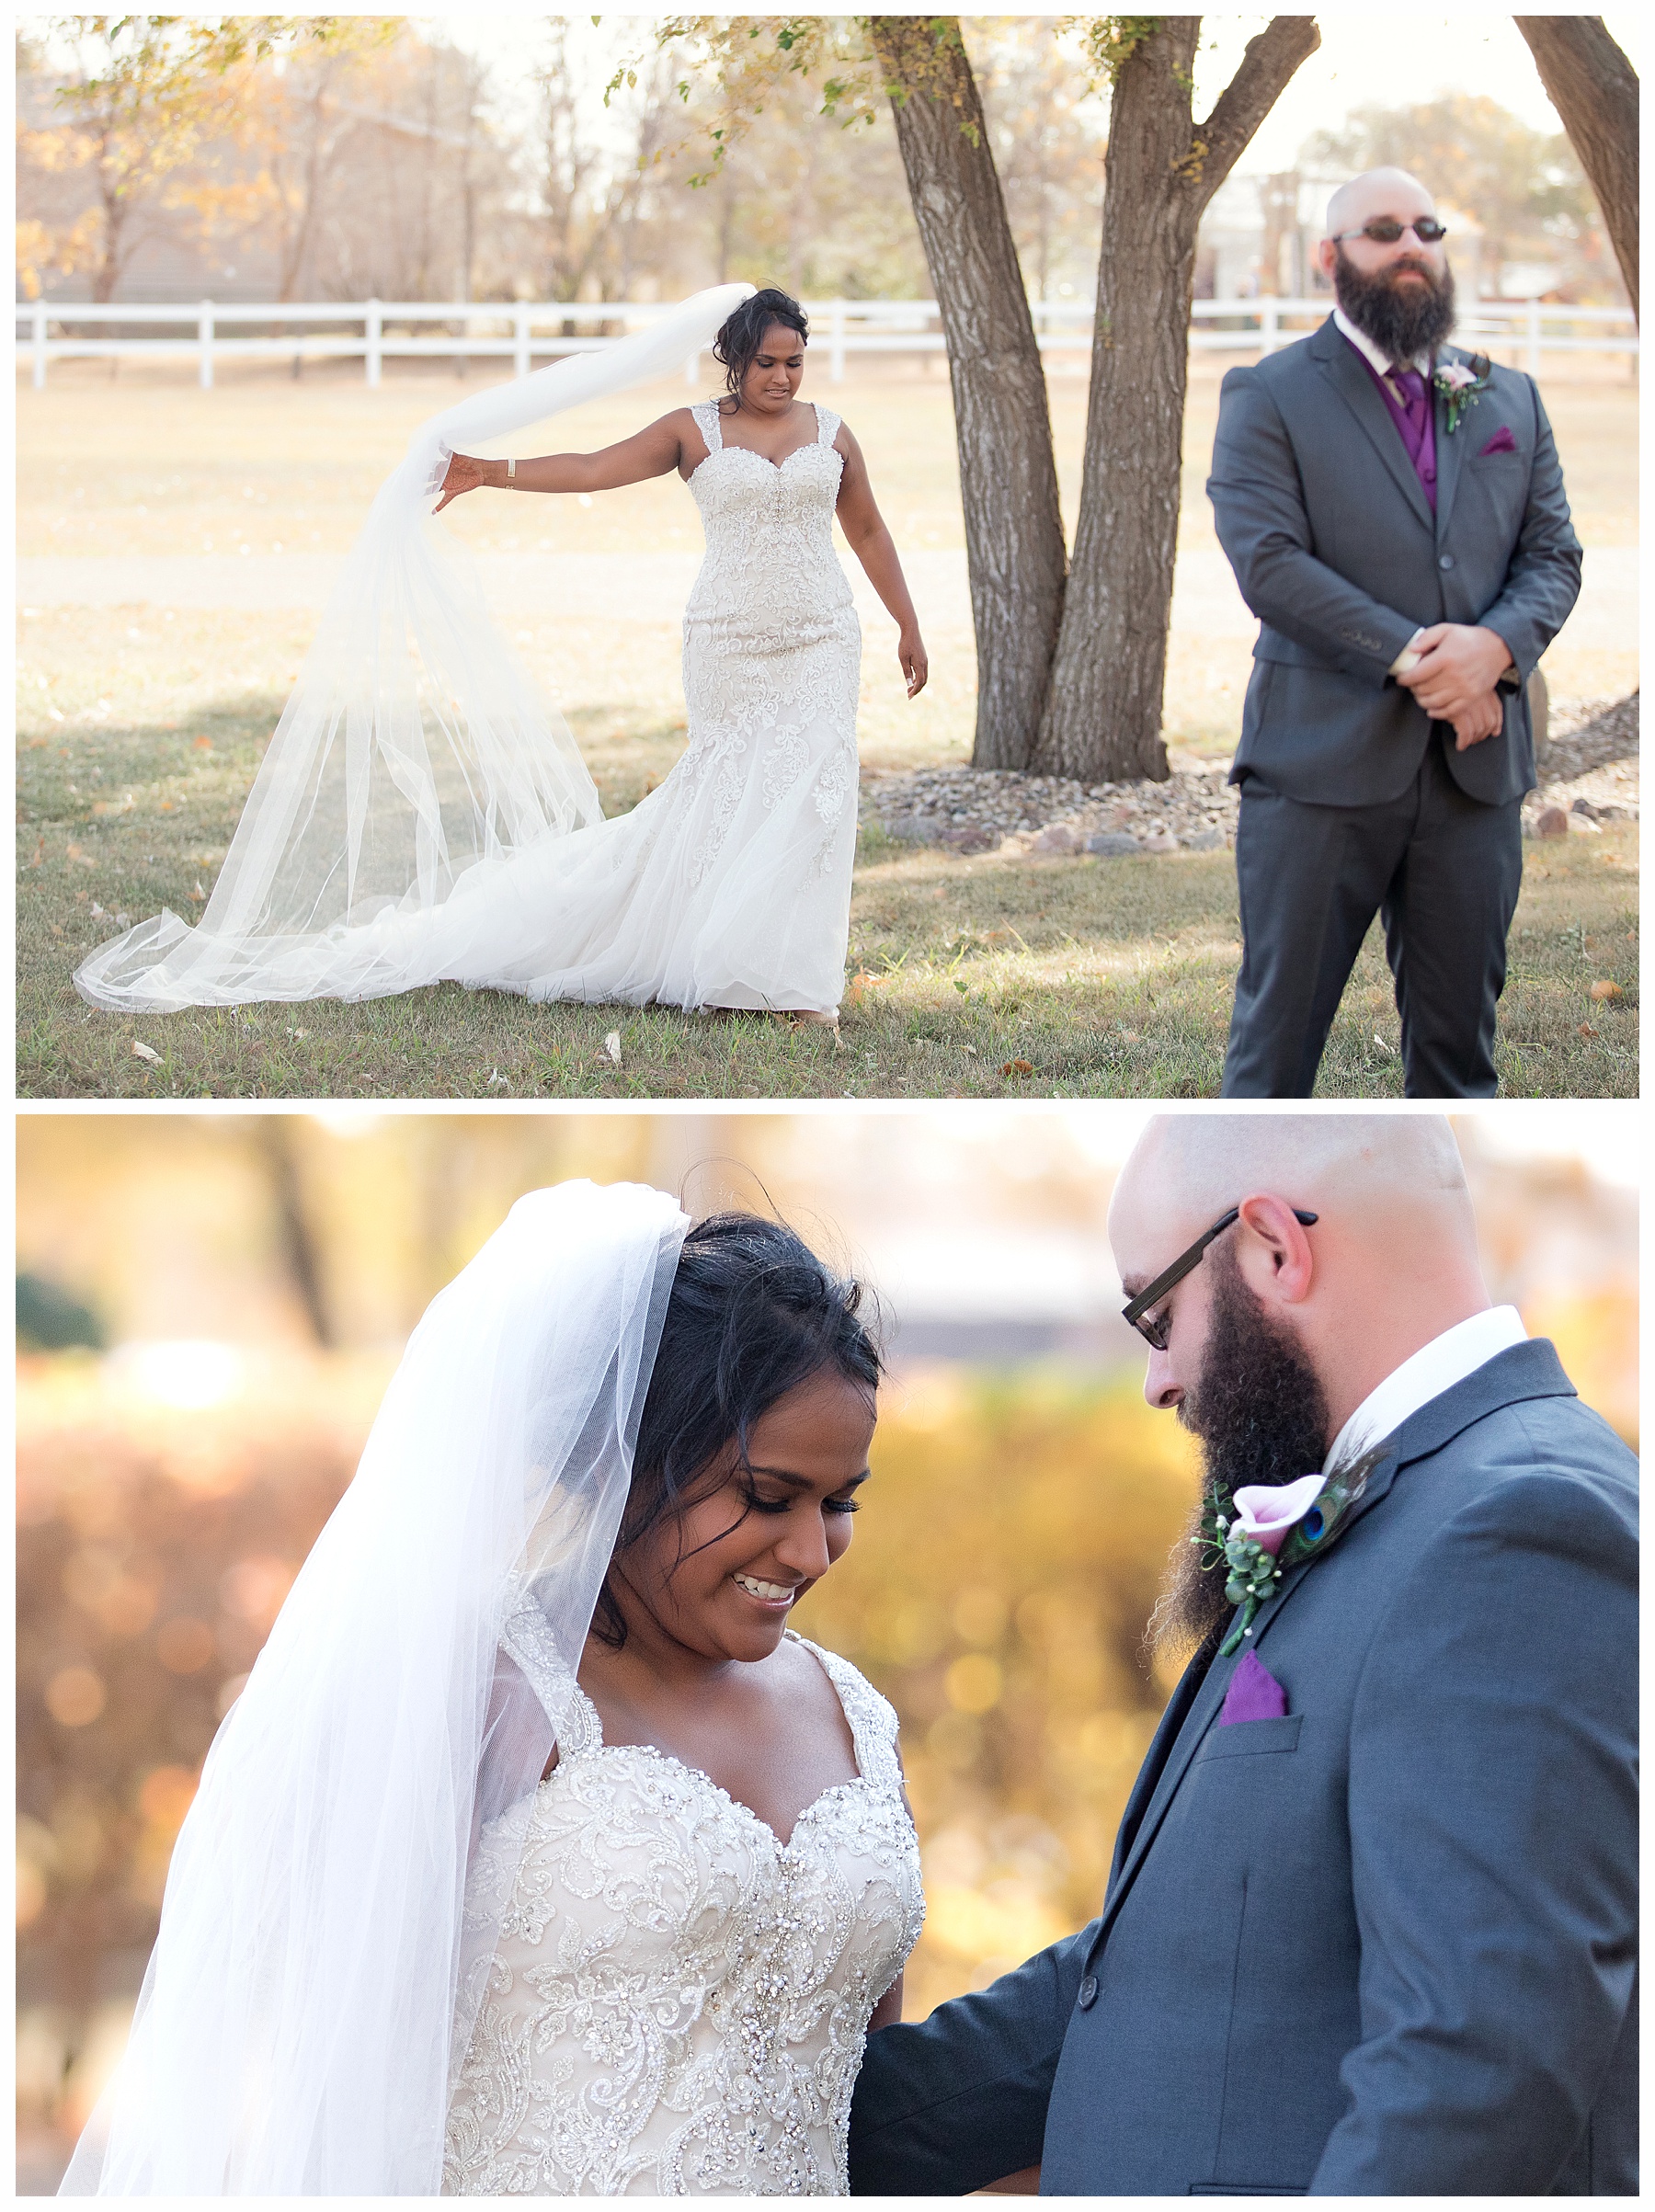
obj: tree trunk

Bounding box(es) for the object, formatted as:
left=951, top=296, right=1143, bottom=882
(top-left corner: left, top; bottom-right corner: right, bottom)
left=1514, top=17, right=1638, bottom=322
left=869, top=17, right=1067, bottom=770
left=1033, top=16, right=1319, bottom=783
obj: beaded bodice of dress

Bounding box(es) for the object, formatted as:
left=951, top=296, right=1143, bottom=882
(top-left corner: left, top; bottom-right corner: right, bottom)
left=442, top=1632, right=924, bottom=2196
left=683, top=400, right=852, bottom=631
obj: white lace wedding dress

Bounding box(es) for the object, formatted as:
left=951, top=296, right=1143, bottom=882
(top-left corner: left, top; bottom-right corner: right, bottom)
left=74, top=395, right=863, bottom=1017
left=443, top=1633, right=923, bottom=2196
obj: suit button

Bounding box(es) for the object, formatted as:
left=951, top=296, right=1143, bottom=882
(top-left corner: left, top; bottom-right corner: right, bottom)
left=1438, top=553, right=1455, bottom=570
left=1077, top=1976, right=1099, bottom=2011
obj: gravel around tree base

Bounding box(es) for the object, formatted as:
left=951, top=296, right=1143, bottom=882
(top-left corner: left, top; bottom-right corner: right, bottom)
left=862, top=693, right=1639, bottom=856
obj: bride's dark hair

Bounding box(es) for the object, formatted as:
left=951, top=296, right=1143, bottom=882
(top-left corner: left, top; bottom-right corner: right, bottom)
left=712, top=287, right=809, bottom=402
left=593, top=1211, right=881, bottom=1646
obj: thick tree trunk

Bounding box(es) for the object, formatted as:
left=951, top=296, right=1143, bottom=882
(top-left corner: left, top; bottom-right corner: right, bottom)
left=1033, top=17, right=1319, bottom=783
left=1515, top=17, right=1638, bottom=322
left=870, top=17, right=1067, bottom=770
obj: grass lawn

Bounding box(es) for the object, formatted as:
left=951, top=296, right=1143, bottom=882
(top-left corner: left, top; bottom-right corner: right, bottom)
left=17, top=354, right=1638, bottom=1099
left=19, top=655, right=1637, bottom=1098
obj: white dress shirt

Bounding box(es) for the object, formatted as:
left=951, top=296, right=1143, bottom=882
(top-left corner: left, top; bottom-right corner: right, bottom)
left=1326, top=1305, right=1529, bottom=1471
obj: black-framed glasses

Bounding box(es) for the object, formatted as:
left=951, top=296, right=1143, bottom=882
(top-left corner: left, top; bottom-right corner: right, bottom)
left=1122, top=1205, right=1319, bottom=1351
left=1331, top=218, right=1448, bottom=245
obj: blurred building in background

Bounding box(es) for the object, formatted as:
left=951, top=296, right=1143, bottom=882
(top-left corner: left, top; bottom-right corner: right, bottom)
left=16, top=1109, right=1638, bottom=2187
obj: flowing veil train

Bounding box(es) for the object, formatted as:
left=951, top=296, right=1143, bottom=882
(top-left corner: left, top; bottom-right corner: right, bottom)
left=73, top=286, right=754, bottom=1013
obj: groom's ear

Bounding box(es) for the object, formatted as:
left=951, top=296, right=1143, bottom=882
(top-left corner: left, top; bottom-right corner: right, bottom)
left=1235, top=1192, right=1316, bottom=1307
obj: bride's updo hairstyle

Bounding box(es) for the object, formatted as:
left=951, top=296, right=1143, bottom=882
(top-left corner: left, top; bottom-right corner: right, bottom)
left=713, top=287, right=809, bottom=401
left=594, top=1210, right=880, bottom=1645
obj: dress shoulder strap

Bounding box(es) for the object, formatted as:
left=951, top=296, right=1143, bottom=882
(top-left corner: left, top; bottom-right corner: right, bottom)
left=791, top=1632, right=902, bottom=1794
left=500, top=1598, right=602, bottom=1760
left=691, top=398, right=724, bottom=453
left=813, top=403, right=842, bottom=448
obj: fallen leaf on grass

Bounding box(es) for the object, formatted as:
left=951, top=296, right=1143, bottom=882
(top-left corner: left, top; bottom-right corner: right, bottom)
left=1001, top=1058, right=1034, bottom=1077
left=188, top=882, right=206, bottom=903
left=194, top=736, right=213, bottom=752
left=131, top=1041, right=161, bottom=1064
left=1373, top=1033, right=1397, bottom=1055
left=1578, top=1023, right=1599, bottom=1039
left=845, top=970, right=888, bottom=1008
left=1588, top=980, right=1623, bottom=1002
left=605, top=1031, right=622, bottom=1066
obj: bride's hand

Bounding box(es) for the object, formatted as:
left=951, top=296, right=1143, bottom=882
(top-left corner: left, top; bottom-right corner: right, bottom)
left=434, top=452, right=492, bottom=513
left=900, top=629, right=929, bottom=699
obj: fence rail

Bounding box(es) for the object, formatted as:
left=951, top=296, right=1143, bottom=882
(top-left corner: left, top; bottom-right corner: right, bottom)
left=17, top=293, right=1638, bottom=390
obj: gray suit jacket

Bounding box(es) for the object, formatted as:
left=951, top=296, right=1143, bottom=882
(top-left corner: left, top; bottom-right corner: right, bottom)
left=1206, top=317, right=1582, bottom=808
left=848, top=1340, right=1638, bottom=2195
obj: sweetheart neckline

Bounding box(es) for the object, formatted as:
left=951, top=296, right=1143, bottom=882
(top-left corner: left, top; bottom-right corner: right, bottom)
left=687, top=440, right=842, bottom=488
left=555, top=1736, right=869, bottom=1853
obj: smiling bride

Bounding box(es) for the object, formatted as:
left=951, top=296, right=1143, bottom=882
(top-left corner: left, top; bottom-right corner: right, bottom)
left=60, top=1183, right=923, bottom=2195
left=74, top=288, right=928, bottom=1027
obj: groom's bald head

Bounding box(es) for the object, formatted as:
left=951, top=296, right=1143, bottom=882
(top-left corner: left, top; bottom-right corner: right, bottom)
left=1109, top=1113, right=1490, bottom=1443
left=1110, top=1113, right=1474, bottom=1280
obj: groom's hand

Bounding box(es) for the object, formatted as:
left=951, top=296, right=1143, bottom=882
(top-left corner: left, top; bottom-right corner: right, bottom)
left=1450, top=690, right=1506, bottom=750
left=1396, top=622, right=1514, bottom=721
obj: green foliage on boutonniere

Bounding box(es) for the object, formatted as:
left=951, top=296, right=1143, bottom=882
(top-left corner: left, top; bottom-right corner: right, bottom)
left=1433, top=353, right=1493, bottom=436
left=1194, top=1445, right=1392, bottom=1658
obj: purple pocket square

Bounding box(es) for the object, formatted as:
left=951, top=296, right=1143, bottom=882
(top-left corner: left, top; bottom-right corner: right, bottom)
left=1218, top=1649, right=1289, bottom=1726
left=1478, top=425, right=1518, bottom=456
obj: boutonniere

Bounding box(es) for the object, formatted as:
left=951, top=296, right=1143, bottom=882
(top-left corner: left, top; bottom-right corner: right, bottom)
left=1433, top=353, right=1492, bottom=435
left=1194, top=1446, right=1388, bottom=1657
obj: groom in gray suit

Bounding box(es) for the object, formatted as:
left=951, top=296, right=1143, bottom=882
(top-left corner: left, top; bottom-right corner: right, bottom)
left=849, top=1115, right=1637, bottom=2195
left=1206, top=169, right=1582, bottom=1098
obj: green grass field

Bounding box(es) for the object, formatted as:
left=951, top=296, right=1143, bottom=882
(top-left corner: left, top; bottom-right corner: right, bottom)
left=17, top=355, right=1638, bottom=1099
left=19, top=661, right=1636, bottom=1098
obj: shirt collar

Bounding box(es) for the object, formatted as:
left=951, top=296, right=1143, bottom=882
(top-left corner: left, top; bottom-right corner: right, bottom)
left=1333, top=304, right=1430, bottom=382
left=1325, top=1306, right=1530, bottom=1471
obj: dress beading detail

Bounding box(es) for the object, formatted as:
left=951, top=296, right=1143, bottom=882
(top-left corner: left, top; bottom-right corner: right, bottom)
left=443, top=1634, right=922, bottom=2196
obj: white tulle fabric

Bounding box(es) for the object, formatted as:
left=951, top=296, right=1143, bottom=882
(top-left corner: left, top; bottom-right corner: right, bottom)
left=59, top=1181, right=689, bottom=2196
left=443, top=1634, right=923, bottom=2196
left=71, top=286, right=754, bottom=1014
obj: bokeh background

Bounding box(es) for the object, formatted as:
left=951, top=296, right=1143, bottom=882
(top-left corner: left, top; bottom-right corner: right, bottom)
left=17, top=1105, right=1638, bottom=2187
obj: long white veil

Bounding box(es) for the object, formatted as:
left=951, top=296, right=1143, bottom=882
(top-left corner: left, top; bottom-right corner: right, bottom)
left=73, top=285, right=754, bottom=1013
left=59, top=1180, right=689, bottom=2195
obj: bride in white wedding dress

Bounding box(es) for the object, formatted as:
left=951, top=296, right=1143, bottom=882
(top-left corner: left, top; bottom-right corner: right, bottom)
left=73, top=286, right=928, bottom=1023
left=61, top=1185, right=922, bottom=2196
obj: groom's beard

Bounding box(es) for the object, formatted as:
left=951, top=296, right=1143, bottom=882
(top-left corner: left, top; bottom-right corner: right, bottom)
left=1333, top=242, right=1456, bottom=364
left=1148, top=1247, right=1332, bottom=1661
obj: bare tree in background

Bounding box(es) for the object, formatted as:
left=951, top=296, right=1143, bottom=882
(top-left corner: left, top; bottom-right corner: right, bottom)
left=1033, top=17, right=1320, bottom=782
left=1514, top=17, right=1638, bottom=322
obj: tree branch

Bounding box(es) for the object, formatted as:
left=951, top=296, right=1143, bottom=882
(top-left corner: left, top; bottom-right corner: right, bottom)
left=1191, top=15, right=1321, bottom=213
left=1514, top=16, right=1638, bottom=322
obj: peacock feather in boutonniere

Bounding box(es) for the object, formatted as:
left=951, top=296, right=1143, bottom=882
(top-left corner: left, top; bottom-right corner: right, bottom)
left=1433, top=353, right=1492, bottom=435
left=1193, top=1444, right=1392, bottom=1659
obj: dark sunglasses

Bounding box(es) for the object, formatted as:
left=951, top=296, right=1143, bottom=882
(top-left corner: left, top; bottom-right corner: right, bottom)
left=1333, top=218, right=1448, bottom=245
left=1122, top=1205, right=1319, bottom=1351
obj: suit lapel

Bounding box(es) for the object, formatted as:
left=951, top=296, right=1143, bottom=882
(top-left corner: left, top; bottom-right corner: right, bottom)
left=1309, top=316, right=1434, bottom=534
left=1100, top=1638, right=1235, bottom=1939
left=1432, top=346, right=1467, bottom=542
left=1107, top=1641, right=1215, bottom=1890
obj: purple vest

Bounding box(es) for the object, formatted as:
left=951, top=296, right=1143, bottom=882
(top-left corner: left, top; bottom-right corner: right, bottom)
left=1349, top=343, right=1438, bottom=513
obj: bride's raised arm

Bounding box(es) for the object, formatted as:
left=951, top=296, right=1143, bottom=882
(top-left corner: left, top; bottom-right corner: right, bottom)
left=435, top=410, right=698, bottom=510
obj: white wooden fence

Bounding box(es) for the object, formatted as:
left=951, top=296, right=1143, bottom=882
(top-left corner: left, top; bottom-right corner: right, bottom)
left=17, top=292, right=1638, bottom=391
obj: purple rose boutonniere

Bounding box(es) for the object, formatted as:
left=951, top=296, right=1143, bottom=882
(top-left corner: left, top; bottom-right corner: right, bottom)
left=1434, top=353, right=1492, bottom=435
left=1193, top=1446, right=1388, bottom=1658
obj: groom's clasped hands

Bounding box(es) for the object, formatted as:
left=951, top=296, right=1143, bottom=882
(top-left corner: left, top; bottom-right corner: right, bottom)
left=1394, top=619, right=1515, bottom=749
